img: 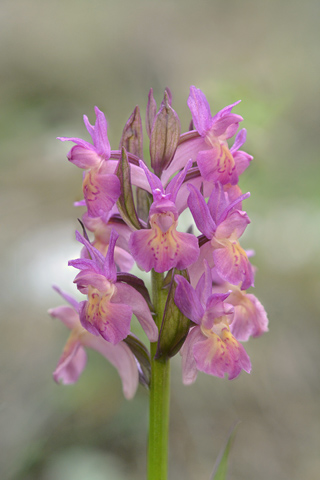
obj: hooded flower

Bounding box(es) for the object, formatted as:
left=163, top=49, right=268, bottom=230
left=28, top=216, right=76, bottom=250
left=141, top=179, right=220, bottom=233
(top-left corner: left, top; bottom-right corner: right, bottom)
left=160, top=86, right=252, bottom=188
left=49, top=286, right=139, bottom=399
left=187, top=182, right=254, bottom=289
left=174, top=262, right=251, bottom=383
left=58, top=106, right=120, bottom=219
left=81, top=210, right=134, bottom=273
left=187, top=86, right=252, bottom=185
left=129, top=160, right=199, bottom=273
left=69, top=229, right=158, bottom=344
left=58, top=106, right=111, bottom=168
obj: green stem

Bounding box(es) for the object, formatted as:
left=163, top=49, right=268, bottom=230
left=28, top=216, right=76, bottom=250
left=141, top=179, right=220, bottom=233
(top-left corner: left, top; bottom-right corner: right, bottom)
left=147, top=271, right=171, bottom=480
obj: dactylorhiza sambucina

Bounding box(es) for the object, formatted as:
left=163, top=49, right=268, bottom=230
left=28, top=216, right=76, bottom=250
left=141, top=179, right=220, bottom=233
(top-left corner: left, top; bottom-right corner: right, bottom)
left=50, top=86, right=268, bottom=478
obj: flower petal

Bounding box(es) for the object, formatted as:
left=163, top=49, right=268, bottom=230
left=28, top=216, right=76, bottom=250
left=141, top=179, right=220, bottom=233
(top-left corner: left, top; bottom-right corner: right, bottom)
left=113, top=247, right=134, bottom=272
left=92, top=107, right=111, bottom=158
left=193, top=327, right=251, bottom=380
left=230, top=128, right=247, bottom=153
left=82, top=334, right=139, bottom=399
left=180, top=326, right=204, bottom=385
left=196, top=145, right=238, bottom=185
left=51, top=285, right=79, bottom=311
left=187, top=86, right=211, bottom=136
left=174, top=275, right=204, bottom=324
left=210, top=101, right=243, bottom=137
left=161, top=135, right=205, bottom=186
left=57, top=136, right=101, bottom=168
left=216, top=209, right=250, bottom=240
left=211, top=114, right=242, bottom=138
left=202, top=293, right=233, bottom=330
left=193, top=334, right=228, bottom=378
left=129, top=219, right=199, bottom=273
left=230, top=292, right=269, bottom=341
left=165, top=159, right=192, bottom=204
left=195, top=260, right=213, bottom=308
left=207, top=182, right=228, bottom=224
left=67, top=144, right=102, bottom=168
left=212, top=241, right=254, bottom=290
left=83, top=114, right=95, bottom=139
left=48, top=305, right=79, bottom=330
left=102, top=229, right=118, bottom=283
left=53, top=333, right=87, bottom=384
left=187, top=184, right=216, bottom=238
left=57, top=136, right=93, bottom=151
left=187, top=241, right=215, bottom=288
left=138, top=159, right=164, bottom=195
left=73, top=271, right=110, bottom=293
left=80, top=293, right=132, bottom=344
left=74, top=230, right=107, bottom=271
left=187, top=86, right=212, bottom=136
left=220, top=328, right=251, bottom=379
left=113, top=283, right=158, bottom=342
left=83, top=169, right=120, bottom=219
left=233, top=150, right=253, bottom=176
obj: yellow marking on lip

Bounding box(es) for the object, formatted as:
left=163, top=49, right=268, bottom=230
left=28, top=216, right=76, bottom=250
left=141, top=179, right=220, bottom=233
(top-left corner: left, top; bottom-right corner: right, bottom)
left=205, top=133, right=236, bottom=175
left=86, top=284, right=115, bottom=328
left=83, top=168, right=100, bottom=201
left=217, top=144, right=236, bottom=175
left=148, top=213, right=180, bottom=263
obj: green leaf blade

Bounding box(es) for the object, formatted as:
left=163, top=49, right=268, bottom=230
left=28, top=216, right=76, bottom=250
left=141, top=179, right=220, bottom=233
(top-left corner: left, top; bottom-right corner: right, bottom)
left=210, top=422, right=240, bottom=480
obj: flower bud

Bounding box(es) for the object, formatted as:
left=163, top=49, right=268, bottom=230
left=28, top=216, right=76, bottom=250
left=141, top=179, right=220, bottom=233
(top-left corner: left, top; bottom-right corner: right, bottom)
left=149, top=90, right=181, bottom=176
left=119, top=105, right=143, bottom=159
left=146, top=88, right=157, bottom=138
left=156, top=269, right=190, bottom=359
left=116, top=147, right=142, bottom=230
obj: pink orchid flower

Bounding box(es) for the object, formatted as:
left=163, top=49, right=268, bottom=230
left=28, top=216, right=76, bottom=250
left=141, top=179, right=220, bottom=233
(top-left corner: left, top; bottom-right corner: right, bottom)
left=69, top=229, right=158, bottom=344
left=187, top=86, right=252, bottom=185
left=187, top=182, right=254, bottom=289
left=49, top=286, right=139, bottom=399
left=129, top=160, right=199, bottom=273
left=160, top=86, right=252, bottom=188
left=174, top=262, right=251, bottom=383
left=200, top=269, right=269, bottom=342
left=58, top=107, right=120, bottom=220
left=81, top=210, right=134, bottom=273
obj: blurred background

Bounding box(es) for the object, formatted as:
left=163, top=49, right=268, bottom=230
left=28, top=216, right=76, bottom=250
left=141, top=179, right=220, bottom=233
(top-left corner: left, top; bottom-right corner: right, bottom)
left=1, top=0, right=319, bottom=479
